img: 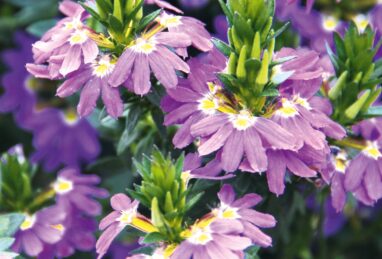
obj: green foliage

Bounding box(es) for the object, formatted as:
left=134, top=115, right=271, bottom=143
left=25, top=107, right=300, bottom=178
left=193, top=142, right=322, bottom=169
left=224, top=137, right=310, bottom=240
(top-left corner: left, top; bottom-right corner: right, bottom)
left=128, top=148, right=188, bottom=242
left=0, top=151, right=54, bottom=214
left=217, top=0, right=288, bottom=114
left=328, top=22, right=382, bottom=125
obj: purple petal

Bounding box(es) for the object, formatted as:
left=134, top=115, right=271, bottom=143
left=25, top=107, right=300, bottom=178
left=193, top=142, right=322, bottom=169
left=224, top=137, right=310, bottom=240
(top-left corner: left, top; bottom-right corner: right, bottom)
left=82, top=40, right=99, bottom=64
left=266, top=150, right=287, bottom=196
left=217, top=184, right=236, bottom=205
left=101, top=80, right=123, bottom=118
left=244, top=128, right=267, bottom=172
left=149, top=51, right=178, bottom=89
left=132, top=54, right=151, bottom=95
left=109, top=48, right=135, bottom=87
left=344, top=155, right=368, bottom=191
left=240, top=209, right=276, bottom=228
left=77, top=78, right=101, bottom=117
left=221, top=130, right=244, bottom=172
left=60, top=44, right=82, bottom=76
left=110, top=193, right=132, bottom=211
left=198, top=124, right=233, bottom=156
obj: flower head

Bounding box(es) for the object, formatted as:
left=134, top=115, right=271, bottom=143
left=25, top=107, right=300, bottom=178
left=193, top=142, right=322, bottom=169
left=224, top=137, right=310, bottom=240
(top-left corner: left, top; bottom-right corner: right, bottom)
left=96, top=194, right=157, bottom=259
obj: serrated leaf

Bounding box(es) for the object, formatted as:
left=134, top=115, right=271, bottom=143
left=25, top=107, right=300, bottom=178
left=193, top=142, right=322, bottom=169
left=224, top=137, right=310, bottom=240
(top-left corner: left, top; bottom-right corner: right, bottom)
left=185, top=192, right=204, bottom=212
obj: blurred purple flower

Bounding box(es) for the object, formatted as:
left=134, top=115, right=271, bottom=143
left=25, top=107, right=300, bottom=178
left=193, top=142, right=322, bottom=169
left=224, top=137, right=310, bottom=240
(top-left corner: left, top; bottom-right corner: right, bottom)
left=213, top=15, right=228, bottom=42
left=180, top=0, right=209, bottom=10
left=12, top=206, right=66, bottom=257
left=0, top=32, right=101, bottom=171
left=145, top=0, right=183, bottom=13
left=53, top=167, right=109, bottom=216
left=38, top=207, right=98, bottom=259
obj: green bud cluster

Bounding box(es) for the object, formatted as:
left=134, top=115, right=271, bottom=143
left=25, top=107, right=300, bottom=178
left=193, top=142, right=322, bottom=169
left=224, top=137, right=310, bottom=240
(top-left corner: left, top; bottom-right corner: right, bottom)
left=327, top=22, right=382, bottom=125
left=0, top=152, right=51, bottom=213
left=128, top=149, right=191, bottom=243
left=216, top=0, right=287, bottom=114
left=82, top=0, right=162, bottom=51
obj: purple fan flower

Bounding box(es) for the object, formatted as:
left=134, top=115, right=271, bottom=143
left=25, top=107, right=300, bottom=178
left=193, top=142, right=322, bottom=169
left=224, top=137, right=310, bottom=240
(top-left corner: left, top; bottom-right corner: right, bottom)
left=38, top=207, right=97, bottom=259
left=191, top=111, right=302, bottom=173
left=162, top=48, right=227, bottom=148
left=157, top=12, right=213, bottom=53
left=0, top=32, right=101, bottom=171
left=213, top=184, right=276, bottom=247
left=28, top=1, right=98, bottom=77
left=172, top=217, right=251, bottom=259
left=344, top=140, right=382, bottom=205
left=12, top=206, right=66, bottom=257
left=96, top=194, right=157, bottom=259
left=53, top=167, right=109, bottom=216
left=29, top=109, right=100, bottom=171
left=109, top=32, right=191, bottom=94
left=56, top=55, right=123, bottom=118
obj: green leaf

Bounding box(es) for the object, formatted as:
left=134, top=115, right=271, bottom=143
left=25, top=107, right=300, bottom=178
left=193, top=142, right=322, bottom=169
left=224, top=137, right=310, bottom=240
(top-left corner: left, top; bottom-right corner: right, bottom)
left=79, top=3, right=103, bottom=21
left=218, top=0, right=233, bottom=25
left=212, top=37, right=233, bottom=57
left=142, top=232, right=166, bottom=244
left=260, top=88, right=279, bottom=97
left=0, top=237, right=14, bottom=251
left=137, top=9, right=162, bottom=32
left=184, top=192, right=204, bottom=212
left=245, top=245, right=260, bottom=259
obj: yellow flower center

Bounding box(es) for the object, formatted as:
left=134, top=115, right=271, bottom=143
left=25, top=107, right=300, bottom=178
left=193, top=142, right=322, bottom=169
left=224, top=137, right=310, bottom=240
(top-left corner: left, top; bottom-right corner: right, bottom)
left=20, top=215, right=36, bottom=231
left=118, top=210, right=135, bottom=225
left=69, top=30, right=88, bottom=45
left=230, top=110, right=256, bottom=130
left=213, top=203, right=240, bottom=219
left=276, top=98, right=298, bottom=117
left=53, top=177, right=74, bottom=194
left=64, top=18, right=83, bottom=31
left=132, top=37, right=156, bottom=54
left=322, top=16, right=339, bottom=31
left=353, top=14, right=370, bottom=33
left=334, top=151, right=348, bottom=173
left=363, top=141, right=382, bottom=160
left=181, top=218, right=214, bottom=245
left=92, top=57, right=115, bottom=78
left=159, top=14, right=182, bottom=28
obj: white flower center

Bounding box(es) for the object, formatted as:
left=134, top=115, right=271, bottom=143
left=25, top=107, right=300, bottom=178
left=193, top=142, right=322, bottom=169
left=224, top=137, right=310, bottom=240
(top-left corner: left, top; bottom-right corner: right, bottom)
left=132, top=37, right=157, bottom=54
left=53, top=177, right=74, bottom=194
left=69, top=30, right=88, bottom=45
left=276, top=98, right=298, bottom=118
left=188, top=225, right=213, bottom=245
left=322, top=16, right=340, bottom=31
left=92, top=57, right=115, bottom=78
left=62, top=110, right=79, bottom=125
left=20, top=215, right=36, bottom=231
left=158, top=14, right=182, bottom=28
left=230, top=110, right=256, bottom=130
left=363, top=141, right=382, bottom=160
left=353, top=14, right=370, bottom=33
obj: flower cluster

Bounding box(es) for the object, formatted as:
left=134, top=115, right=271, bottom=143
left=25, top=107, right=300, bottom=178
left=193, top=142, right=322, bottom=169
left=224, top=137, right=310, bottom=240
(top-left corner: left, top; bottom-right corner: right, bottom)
left=2, top=0, right=382, bottom=258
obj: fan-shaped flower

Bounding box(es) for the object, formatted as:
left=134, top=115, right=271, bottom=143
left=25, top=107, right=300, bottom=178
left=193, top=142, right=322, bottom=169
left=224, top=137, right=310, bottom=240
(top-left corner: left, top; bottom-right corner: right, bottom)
left=213, top=185, right=276, bottom=247
left=56, top=55, right=123, bottom=118
left=53, top=167, right=109, bottom=216
left=96, top=194, right=158, bottom=259
left=109, top=32, right=191, bottom=94
left=172, top=217, right=251, bottom=259
left=12, top=206, right=66, bottom=257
